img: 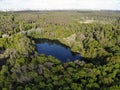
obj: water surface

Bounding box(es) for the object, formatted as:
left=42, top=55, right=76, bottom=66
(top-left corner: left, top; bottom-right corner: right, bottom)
left=36, top=39, right=81, bottom=62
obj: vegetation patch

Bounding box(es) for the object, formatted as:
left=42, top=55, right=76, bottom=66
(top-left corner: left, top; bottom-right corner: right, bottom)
left=0, top=11, right=120, bottom=90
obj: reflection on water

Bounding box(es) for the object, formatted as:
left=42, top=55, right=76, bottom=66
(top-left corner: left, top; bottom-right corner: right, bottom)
left=36, top=39, right=81, bottom=62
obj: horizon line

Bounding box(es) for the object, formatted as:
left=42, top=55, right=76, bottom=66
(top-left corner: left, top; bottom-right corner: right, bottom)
left=0, top=9, right=120, bottom=12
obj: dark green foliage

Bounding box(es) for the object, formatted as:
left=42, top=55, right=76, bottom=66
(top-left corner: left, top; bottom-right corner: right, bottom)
left=0, top=11, right=120, bottom=90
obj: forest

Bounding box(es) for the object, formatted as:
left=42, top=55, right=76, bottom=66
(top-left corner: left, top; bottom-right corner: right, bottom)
left=0, top=11, right=120, bottom=90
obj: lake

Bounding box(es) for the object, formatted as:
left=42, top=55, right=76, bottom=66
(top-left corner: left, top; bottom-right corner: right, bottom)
left=36, top=39, right=81, bottom=62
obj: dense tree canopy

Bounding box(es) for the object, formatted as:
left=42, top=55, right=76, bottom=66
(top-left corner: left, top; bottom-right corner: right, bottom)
left=0, top=11, right=120, bottom=90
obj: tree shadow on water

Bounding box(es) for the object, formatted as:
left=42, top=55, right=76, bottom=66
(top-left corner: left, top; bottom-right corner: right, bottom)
left=81, top=55, right=110, bottom=66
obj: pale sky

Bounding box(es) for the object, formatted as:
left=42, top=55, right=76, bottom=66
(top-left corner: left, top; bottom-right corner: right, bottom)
left=0, top=0, right=119, bottom=11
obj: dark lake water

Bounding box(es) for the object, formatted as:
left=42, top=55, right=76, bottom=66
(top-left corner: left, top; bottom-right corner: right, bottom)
left=36, top=39, right=81, bottom=62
